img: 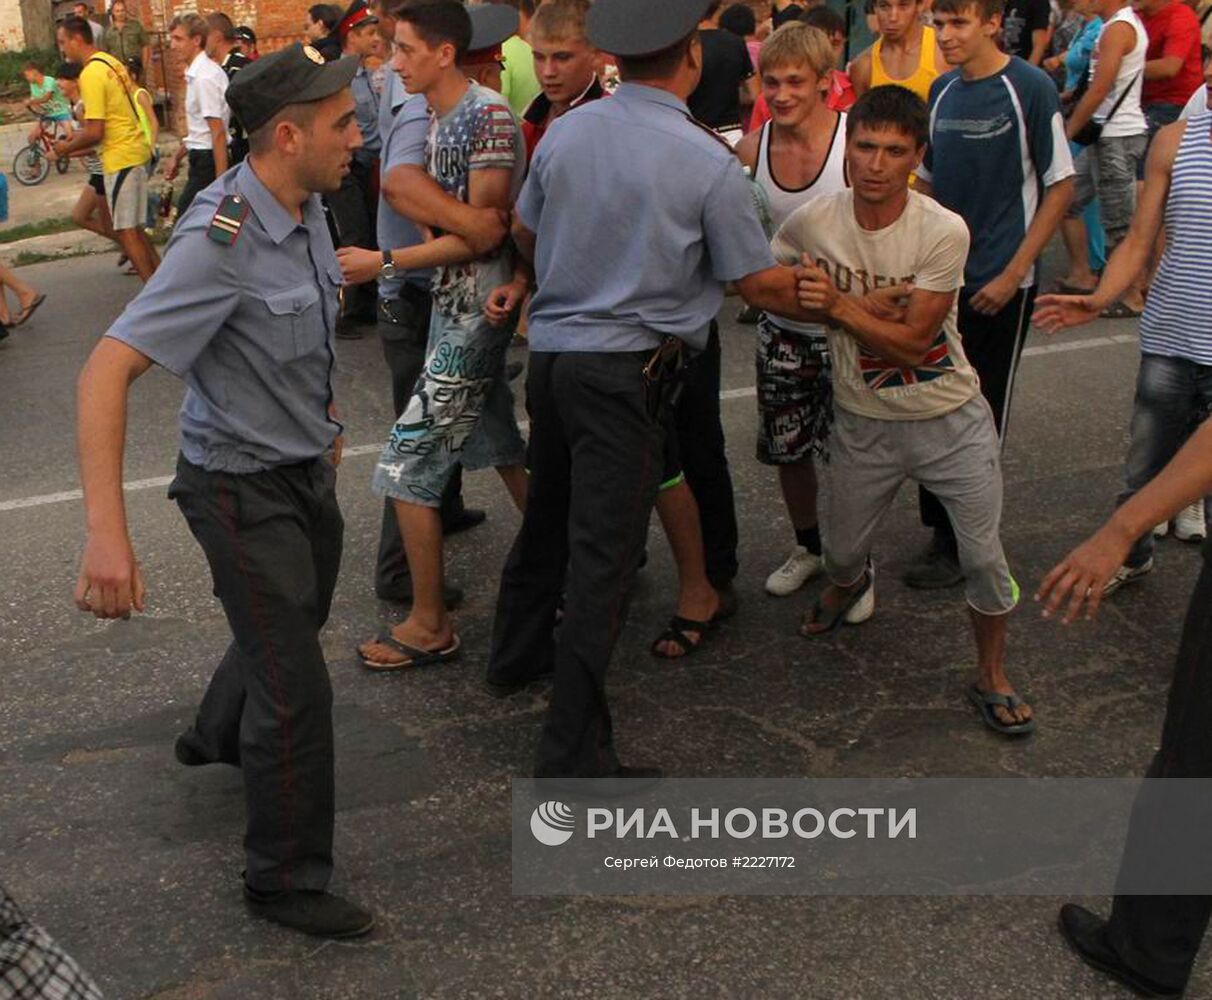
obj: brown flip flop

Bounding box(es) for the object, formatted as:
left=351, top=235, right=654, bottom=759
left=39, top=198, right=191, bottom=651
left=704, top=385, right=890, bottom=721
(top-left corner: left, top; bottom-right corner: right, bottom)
left=14, top=293, right=46, bottom=327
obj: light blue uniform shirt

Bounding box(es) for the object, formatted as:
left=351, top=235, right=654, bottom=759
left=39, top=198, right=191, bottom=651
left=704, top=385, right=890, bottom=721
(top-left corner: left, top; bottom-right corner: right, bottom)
left=376, top=84, right=432, bottom=299
left=516, top=83, right=776, bottom=352
left=351, top=63, right=382, bottom=163
left=107, top=162, right=343, bottom=473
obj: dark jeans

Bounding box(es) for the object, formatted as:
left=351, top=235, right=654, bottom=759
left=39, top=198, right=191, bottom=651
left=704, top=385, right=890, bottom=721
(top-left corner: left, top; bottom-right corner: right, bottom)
left=1120, top=354, right=1212, bottom=568
left=920, top=286, right=1036, bottom=541
left=177, top=148, right=217, bottom=220
left=169, top=454, right=342, bottom=893
left=487, top=350, right=664, bottom=777
left=375, top=288, right=465, bottom=595
left=1107, top=551, right=1212, bottom=992
left=672, top=322, right=739, bottom=588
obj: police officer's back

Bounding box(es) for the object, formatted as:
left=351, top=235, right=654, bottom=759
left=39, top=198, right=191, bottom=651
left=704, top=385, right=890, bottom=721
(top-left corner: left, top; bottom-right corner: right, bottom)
left=485, top=0, right=812, bottom=788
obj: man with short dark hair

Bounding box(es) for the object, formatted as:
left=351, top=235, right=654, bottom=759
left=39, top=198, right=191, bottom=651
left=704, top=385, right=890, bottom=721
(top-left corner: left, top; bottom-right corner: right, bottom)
left=74, top=42, right=373, bottom=940
left=163, top=13, right=230, bottom=217
left=904, top=0, right=1075, bottom=589
left=103, top=0, right=150, bottom=71
left=205, top=11, right=251, bottom=163
left=73, top=1, right=105, bottom=49
left=791, top=85, right=1035, bottom=737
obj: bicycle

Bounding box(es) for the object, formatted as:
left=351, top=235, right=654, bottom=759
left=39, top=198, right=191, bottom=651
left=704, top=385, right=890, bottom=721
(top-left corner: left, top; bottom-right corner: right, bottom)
left=12, top=117, right=71, bottom=187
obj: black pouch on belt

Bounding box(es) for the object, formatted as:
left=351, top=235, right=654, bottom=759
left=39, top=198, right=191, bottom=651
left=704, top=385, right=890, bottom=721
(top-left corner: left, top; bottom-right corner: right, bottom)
left=642, top=335, right=687, bottom=421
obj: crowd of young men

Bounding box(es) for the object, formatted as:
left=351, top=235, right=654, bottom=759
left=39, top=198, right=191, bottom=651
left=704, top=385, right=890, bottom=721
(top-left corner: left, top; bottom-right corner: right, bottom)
left=49, top=0, right=1212, bottom=994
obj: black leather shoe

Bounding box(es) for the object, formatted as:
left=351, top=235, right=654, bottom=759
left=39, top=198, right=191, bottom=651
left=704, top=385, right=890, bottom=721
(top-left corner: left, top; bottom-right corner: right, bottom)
left=902, top=535, right=964, bottom=590
left=375, top=581, right=465, bottom=609
left=244, top=885, right=375, bottom=939
left=442, top=508, right=487, bottom=537
left=174, top=734, right=209, bottom=767
left=1058, top=904, right=1182, bottom=998
left=482, top=667, right=554, bottom=699
left=543, top=765, right=663, bottom=799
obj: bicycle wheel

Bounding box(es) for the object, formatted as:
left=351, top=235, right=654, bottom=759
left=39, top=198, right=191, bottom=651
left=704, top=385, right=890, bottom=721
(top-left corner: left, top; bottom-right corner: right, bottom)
left=12, top=145, right=49, bottom=185
left=55, top=155, right=70, bottom=175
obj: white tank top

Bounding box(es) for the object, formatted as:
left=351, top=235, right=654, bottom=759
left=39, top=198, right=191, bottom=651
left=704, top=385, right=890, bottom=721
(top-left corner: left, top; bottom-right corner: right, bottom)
left=1092, top=6, right=1147, bottom=139
left=755, top=113, right=849, bottom=333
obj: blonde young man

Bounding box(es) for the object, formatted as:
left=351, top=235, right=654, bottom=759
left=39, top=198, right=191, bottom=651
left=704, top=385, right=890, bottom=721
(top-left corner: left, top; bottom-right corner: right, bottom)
left=735, top=23, right=850, bottom=598
left=851, top=0, right=947, bottom=99
left=520, top=0, right=603, bottom=160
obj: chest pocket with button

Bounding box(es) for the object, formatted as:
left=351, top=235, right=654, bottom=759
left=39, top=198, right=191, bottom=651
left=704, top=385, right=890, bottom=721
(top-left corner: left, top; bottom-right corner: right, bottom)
left=264, top=283, right=325, bottom=361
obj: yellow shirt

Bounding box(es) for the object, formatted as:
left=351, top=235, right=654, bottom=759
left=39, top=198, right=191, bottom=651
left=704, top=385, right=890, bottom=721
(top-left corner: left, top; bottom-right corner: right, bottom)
left=79, top=51, right=151, bottom=174
left=872, top=26, right=940, bottom=103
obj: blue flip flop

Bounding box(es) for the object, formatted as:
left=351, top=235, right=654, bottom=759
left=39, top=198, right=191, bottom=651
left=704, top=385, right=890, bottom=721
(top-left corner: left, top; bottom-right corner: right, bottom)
left=968, top=685, right=1035, bottom=736
left=360, top=632, right=461, bottom=672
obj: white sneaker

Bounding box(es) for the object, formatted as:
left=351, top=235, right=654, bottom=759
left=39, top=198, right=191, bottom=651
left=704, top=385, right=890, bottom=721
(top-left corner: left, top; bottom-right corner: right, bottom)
left=1102, top=558, right=1155, bottom=597
left=765, top=545, right=823, bottom=596
left=1153, top=521, right=1170, bottom=538
left=1174, top=499, right=1206, bottom=543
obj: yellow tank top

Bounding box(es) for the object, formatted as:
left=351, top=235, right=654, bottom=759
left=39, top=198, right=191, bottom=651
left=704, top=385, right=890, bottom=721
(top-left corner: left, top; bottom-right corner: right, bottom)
left=871, top=25, right=940, bottom=102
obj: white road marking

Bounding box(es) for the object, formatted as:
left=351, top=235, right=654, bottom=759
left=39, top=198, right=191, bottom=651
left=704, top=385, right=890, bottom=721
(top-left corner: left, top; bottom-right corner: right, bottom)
left=0, top=333, right=1138, bottom=515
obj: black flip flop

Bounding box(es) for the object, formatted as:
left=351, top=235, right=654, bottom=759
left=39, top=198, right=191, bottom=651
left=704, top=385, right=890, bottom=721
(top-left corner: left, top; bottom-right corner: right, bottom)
left=968, top=685, right=1035, bottom=736
left=360, top=632, right=461, bottom=671
left=651, top=615, right=714, bottom=659
left=14, top=293, right=46, bottom=328
left=799, top=570, right=873, bottom=637
left=1100, top=301, right=1142, bottom=320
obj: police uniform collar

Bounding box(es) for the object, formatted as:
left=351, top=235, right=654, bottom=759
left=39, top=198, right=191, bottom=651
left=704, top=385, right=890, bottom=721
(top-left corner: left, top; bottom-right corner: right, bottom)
left=235, top=161, right=317, bottom=245
left=612, top=82, right=690, bottom=113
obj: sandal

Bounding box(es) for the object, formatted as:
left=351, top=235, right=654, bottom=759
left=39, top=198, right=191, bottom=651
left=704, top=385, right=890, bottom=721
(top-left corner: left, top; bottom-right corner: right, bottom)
left=1100, top=301, right=1142, bottom=320
left=967, top=685, right=1035, bottom=736
left=651, top=615, right=714, bottom=659
left=14, top=293, right=46, bottom=327
left=359, top=632, right=461, bottom=672
left=800, top=567, right=875, bottom=637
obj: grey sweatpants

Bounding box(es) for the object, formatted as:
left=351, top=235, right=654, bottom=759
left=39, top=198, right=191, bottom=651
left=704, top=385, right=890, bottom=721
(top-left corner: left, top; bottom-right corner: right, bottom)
left=824, top=396, right=1019, bottom=615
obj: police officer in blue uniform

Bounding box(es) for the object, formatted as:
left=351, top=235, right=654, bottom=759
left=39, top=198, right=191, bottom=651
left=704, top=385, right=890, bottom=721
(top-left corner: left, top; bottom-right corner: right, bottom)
left=484, top=0, right=815, bottom=791
left=73, top=44, right=374, bottom=939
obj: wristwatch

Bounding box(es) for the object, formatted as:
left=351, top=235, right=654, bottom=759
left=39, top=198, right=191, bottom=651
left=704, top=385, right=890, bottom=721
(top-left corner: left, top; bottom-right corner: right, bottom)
left=379, top=249, right=398, bottom=280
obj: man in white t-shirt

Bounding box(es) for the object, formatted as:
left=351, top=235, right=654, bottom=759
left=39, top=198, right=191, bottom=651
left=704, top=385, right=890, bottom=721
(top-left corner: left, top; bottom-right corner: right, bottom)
left=786, top=85, right=1033, bottom=736
left=163, top=12, right=231, bottom=218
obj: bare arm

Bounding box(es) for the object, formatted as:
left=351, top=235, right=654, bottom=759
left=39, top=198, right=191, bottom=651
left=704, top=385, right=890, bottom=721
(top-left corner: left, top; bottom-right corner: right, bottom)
left=1037, top=416, right=1212, bottom=623
left=740, top=75, right=760, bottom=109
left=383, top=164, right=508, bottom=256
left=850, top=49, right=873, bottom=97
left=55, top=118, right=103, bottom=156
left=1034, top=122, right=1179, bottom=329
left=799, top=259, right=952, bottom=368
left=1145, top=54, right=1185, bottom=81
left=736, top=265, right=824, bottom=323
left=1028, top=27, right=1051, bottom=66
left=512, top=216, right=537, bottom=265
left=75, top=338, right=154, bottom=619
left=1066, top=21, right=1133, bottom=138
left=208, top=117, right=228, bottom=173
left=733, top=128, right=761, bottom=173
left=390, top=166, right=513, bottom=270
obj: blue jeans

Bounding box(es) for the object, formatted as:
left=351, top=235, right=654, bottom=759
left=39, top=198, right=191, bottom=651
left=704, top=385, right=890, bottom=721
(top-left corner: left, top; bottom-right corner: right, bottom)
left=1119, top=354, right=1212, bottom=567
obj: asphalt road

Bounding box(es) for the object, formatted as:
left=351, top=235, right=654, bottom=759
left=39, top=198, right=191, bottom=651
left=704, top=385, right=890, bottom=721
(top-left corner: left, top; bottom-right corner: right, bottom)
left=1, top=249, right=1207, bottom=999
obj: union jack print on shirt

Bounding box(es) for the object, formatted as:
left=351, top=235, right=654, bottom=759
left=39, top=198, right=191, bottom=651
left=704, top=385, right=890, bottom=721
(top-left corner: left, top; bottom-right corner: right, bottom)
left=858, top=329, right=954, bottom=391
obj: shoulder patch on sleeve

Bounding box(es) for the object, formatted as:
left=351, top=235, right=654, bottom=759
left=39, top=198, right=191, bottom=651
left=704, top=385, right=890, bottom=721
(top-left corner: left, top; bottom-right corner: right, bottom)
left=207, top=194, right=249, bottom=246
left=684, top=113, right=734, bottom=151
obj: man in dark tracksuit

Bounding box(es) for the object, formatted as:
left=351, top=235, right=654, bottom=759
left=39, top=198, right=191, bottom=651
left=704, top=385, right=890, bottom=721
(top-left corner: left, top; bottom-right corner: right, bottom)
left=73, top=45, right=373, bottom=939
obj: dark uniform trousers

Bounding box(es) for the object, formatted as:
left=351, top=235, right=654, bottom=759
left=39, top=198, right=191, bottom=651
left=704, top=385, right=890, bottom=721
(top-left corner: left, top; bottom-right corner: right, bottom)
left=375, top=286, right=464, bottom=594
left=1106, top=548, right=1212, bottom=992
left=327, top=157, right=379, bottom=323
left=671, top=322, right=739, bottom=588
left=169, top=454, right=342, bottom=893
left=177, top=149, right=218, bottom=221
left=487, top=350, right=664, bottom=776
left=919, top=286, right=1036, bottom=538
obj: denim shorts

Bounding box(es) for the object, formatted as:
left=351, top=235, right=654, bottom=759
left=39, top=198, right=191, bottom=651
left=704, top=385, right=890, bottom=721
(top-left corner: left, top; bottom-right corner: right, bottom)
left=372, top=309, right=526, bottom=506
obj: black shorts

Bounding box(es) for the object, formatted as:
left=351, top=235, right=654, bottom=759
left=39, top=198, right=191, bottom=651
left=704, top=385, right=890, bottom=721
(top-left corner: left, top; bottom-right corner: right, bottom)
left=88, top=173, right=105, bottom=197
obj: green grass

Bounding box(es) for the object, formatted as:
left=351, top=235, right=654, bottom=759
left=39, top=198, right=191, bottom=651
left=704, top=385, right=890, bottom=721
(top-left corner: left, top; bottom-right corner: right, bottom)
left=0, top=49, right=61, bottom=104
left=10, top=250, right=59, bottom=266
left=0, top=217, right=78, bottom=245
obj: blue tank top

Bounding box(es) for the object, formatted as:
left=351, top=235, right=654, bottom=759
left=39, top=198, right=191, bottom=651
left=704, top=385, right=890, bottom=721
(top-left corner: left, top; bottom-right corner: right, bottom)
left=1141, top=113, right=1212, bottom=364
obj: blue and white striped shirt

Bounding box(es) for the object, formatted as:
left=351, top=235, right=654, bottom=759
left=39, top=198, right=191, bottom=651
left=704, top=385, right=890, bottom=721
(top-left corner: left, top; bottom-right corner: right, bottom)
left=1140, top=113, right=1212, bottom=364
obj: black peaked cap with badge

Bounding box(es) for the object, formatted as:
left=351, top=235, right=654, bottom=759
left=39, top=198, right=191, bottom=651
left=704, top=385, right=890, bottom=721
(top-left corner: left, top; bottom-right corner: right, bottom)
left=226, top=42, right=359, bottom=134
left=588, top=0, right=712, bottom=57
left=466, top=3, right=519, bottom=53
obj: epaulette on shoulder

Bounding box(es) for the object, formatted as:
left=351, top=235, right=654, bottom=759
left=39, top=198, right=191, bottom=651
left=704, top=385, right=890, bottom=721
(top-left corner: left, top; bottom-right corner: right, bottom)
left=683, top=113, right=733, bottom=152
left=207, top=194, right=249, bottom=247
